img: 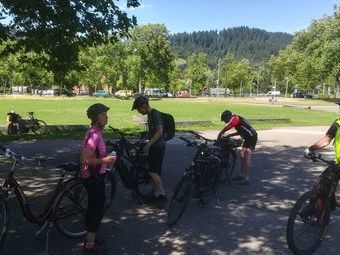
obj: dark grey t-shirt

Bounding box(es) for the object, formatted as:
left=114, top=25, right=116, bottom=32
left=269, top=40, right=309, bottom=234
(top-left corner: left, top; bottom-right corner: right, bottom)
left=147, top=109, right=165, bottom=148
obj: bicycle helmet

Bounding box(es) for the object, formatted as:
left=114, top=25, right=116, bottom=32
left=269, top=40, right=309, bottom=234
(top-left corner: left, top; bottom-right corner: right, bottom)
left=131, top=95, right=149, bottom=110
left=87, top=103, right=110, bottom=122
left=220, top=110, right=232, bottom=122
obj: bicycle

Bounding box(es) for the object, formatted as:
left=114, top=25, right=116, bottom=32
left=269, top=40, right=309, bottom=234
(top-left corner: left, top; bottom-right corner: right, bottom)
left=286, top=153, right=340, bottom=255
left=0, top=144, right=115, bottom=253
left=7, top=111, right=48, bottom=135
left=106, top=126, right=153, bottom=204
left=167, top=132, right=238, bottom=227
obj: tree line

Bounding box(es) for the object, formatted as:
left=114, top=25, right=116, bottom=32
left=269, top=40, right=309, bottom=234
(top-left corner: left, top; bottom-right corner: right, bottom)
left=0, top=1, right=338, bottom=97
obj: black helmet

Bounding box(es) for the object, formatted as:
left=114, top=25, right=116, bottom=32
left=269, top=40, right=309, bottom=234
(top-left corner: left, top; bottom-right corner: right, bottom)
left=131, top=95, right=149, bottom=111
left=221, top=110, right=232, bottom=122
left=87, top=103, right=110, bottom=122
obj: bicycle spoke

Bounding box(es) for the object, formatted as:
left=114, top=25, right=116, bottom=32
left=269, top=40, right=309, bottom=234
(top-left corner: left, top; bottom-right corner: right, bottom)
left=286, top=191, right=330, bottom=255
left=54, top=182, right=87, bottom=238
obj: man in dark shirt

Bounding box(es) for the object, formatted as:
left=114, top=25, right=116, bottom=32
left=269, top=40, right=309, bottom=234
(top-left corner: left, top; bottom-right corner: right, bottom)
left=218, top=110, right=258, bottom=185
left=132, top=96, right=166, bottom=207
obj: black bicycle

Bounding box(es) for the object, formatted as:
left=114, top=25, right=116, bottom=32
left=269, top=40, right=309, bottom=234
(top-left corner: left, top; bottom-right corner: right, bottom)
left=190, top=131, right=242, bottom=184
left=286, top=154, right=340, bottom=255
left=167, top=132, right=235, bottom=227
left=7, top=111, right=47, bottom=135
left=106, top=126, right=153, bottom=204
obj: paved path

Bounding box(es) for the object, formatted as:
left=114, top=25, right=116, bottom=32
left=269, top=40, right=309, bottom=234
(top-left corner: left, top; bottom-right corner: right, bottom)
left=1, top=126, right=340, bottom=255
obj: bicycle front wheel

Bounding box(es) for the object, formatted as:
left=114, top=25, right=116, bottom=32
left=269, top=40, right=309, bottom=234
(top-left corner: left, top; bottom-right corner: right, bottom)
left=0, top=198, right=9, bottom=251
left=286, top=190, right=330, bottom=255
left=54, top=181, right=87, bottom=238
left=167, top=177, right=192, bottom=227
left=32, top=120, right=47, bottom=135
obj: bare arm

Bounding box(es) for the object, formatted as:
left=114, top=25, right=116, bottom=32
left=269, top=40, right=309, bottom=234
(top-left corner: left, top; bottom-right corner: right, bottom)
left=81, top=148, right=115, bottom=165
left=310, top=134, right=333, bottom=150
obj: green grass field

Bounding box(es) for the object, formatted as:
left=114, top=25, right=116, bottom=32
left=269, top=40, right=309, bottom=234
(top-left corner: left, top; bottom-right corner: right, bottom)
left=0, top=95, right=338, bottom=140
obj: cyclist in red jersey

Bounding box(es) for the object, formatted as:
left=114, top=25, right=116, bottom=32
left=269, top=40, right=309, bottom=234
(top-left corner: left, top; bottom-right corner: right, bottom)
left=218, top=110, right=257, bottom=185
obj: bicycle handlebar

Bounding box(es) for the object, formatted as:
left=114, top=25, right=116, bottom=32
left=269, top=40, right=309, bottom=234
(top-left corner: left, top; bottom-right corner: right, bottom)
left=310, top=154, right=334, bottom=166
left=0, top=146, right=46, bottom=167
left=188, top=130, right=216, bottom=143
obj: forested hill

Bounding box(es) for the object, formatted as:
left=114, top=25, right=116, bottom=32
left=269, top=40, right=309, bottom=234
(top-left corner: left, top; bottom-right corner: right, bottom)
left=169, top=26, right=293, bottom=66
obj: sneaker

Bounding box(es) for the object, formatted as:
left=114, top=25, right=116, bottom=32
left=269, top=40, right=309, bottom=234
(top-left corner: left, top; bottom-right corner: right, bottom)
left=236, top=179, right=250, bottom=185
left=231, top=175, right=244, bottom=181
left=83, top=242, right=106, bottom=255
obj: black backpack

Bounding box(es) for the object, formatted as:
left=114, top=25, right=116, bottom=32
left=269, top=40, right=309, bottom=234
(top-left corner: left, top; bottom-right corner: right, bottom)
left=151, top=110, right=175, bottom=141
left=161, top=112, right=175, bottom=141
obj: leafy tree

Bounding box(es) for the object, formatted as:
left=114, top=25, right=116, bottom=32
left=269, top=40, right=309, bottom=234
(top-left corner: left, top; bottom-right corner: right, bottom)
left=0, top=0, right=140, bottom=83
left=269, top=5, right=340, bottom=94
left=128, top=24, right=175, bottom=91
left=185, top=52, right=208, bottom=94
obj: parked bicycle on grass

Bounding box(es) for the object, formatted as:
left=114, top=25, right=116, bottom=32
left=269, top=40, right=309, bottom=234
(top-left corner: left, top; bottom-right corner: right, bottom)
left=0, top=145, right=115, bottom=254
left=286, top=153, right=340, bottom=255
left=166, top=131, right=242, bottom=227
left=7, top=111, right=47, bottom=135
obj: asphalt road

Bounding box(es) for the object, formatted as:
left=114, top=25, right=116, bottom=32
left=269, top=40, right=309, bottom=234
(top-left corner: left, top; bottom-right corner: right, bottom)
left=1, top=126, right=340, bottom=255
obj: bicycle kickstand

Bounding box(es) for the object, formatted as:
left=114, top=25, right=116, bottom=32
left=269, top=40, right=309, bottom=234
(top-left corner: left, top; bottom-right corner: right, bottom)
left=213, top=188, right=221, bottom=205
left=33, top=220, right=53, bottom=255
left=44, top=221, right=53, bottom=255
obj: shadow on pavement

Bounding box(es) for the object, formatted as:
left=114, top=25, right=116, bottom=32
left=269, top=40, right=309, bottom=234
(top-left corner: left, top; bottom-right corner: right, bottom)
left=1, top=138, right=340, bottom=254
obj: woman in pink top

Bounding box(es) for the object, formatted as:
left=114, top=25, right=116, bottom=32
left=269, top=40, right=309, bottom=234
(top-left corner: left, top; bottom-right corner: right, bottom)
left=80, top=103, right=116, bottom=253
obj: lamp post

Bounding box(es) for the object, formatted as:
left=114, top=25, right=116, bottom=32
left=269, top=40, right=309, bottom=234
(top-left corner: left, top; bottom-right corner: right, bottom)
left=285, top=78, right=289, bottom=98
left=217, top=58, right=221, bottom=97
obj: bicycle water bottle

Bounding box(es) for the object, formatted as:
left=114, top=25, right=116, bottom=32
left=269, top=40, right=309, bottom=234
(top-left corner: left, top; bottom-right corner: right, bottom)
left=107, top=150, right=116, bottom=172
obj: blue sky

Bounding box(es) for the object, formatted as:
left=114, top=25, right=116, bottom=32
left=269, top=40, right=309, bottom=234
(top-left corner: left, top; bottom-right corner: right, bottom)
left=128, top=0, right=338, bottom=34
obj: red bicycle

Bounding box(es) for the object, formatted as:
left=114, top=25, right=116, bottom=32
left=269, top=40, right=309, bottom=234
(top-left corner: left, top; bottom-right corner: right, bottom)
left=286, top=154, right=340, bottom=255
left=0, top=144, right=115, bottom=253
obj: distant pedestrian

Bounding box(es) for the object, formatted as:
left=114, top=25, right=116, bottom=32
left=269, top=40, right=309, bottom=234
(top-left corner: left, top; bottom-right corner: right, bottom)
left=80, top=103, right=116, bottom=253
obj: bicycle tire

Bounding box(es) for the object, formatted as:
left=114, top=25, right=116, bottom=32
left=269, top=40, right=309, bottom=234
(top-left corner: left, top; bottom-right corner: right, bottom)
left=32, top=120, right=47, bottom=135
left=54, top=181, right=87, bottom=238
left=286, top=190, right=330, bottom=255
left=167, top=177, right=191, bottom=227
left=0, top=198, right=9, bottom=251
left=219, top=149, right=236, bottom=183
left=104, top=171, right=116, bottom=210
left=135, top=168, right=153, bottom=199
left=7, top=123, right=18, bottom=135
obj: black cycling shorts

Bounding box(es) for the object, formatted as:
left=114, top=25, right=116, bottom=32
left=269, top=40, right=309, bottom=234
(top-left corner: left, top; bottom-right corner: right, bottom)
left=148, top=146, right=165, bottom=175
left=242, top=135, right=257, bottom=150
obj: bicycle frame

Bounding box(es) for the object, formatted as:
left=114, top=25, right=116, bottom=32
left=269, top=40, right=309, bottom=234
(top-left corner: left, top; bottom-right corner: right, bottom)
left=107, top=126, right=150, bottom=193
left=1, top=159, right=77, bottom=225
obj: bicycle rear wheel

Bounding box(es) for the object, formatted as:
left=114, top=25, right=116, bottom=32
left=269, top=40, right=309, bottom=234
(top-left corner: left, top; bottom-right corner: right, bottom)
left=135, top=169, right=153, bottom=199
left=167, top=177, right=192, bottom=227
left=286, top=190, right=330, bottom=255
left=32, top=120, right=47, bottom=135
left=7, top=123, right=18, bottom=135
left=54, top=181, right=87, bottom=238
left=0, top=198, right=9, bottom=251
left=219, top=149, right=236, bottom=183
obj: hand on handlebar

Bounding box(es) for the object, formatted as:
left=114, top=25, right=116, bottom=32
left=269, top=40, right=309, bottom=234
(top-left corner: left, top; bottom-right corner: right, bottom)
left=304, top=146, right=315, bottom=159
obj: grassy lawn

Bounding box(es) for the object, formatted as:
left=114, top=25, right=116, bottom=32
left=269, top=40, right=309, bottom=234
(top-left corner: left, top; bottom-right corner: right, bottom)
left=0, top=95, right=338, bottom=140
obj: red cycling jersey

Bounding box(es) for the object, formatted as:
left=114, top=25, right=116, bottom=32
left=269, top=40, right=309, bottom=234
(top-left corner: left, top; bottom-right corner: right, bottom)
left=222, top=115, right=257, bottom=140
